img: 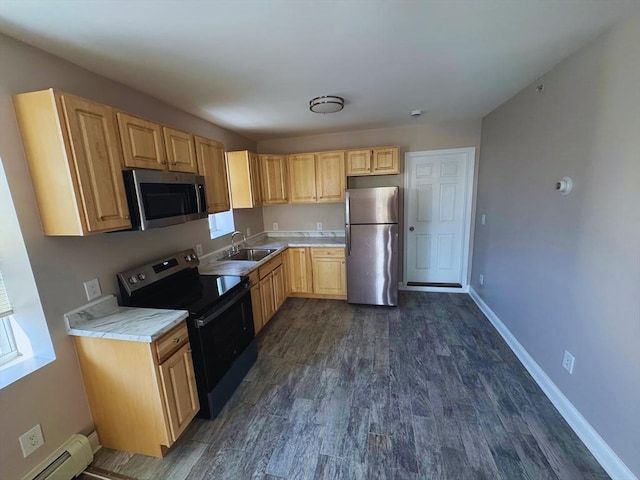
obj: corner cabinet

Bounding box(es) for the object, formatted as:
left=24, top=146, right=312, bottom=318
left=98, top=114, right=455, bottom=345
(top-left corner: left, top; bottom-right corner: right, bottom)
left=195, top=136, right=230, bottom=213
left=13, top=89, right=132, bottom=235
left=346, top=146, right=399, bottom=176
left=73, top=322, right=199, bottom=458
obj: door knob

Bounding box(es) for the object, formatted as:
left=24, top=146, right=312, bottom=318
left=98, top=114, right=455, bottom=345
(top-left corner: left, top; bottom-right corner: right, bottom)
left=409, top=226, right=415, bottom=231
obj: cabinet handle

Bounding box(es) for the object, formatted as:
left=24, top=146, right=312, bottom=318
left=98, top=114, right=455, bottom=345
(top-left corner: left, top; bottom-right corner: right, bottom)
left=161, top=160, right=167, bottom=164
left=124, top=215, right=130, bottom=219
left=172, top=161, right=177, bottom=165
left=173, top=338, right=180, bottom=343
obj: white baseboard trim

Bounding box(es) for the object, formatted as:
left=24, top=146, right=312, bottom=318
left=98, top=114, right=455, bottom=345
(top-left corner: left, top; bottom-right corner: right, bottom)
left=87, top=430, right=101, bottom=455
left=468, top=287, right=637, bottom=480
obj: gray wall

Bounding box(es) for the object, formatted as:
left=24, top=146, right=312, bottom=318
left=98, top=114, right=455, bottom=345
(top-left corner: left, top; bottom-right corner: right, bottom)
left=257, top=121, right=482, bottom=280
left=471, top=14, right=640, bottom=476
left=0, top=34, right=259, bottom=480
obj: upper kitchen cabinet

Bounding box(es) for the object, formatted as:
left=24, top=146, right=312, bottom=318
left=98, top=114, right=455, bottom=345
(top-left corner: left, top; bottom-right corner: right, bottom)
left=260, top=154, right=289, bottom=204
left=316, top=151, right=345, bottom=202
left=346, top=146, right=400, bottom=176
left=13, top=89, right=131, bottom=235
left=163, top=127, right=198, bottom=173
left=287, top=151, right=345, bottom=204
left=117, top=112, right=167, bottom=170
left=226, top=150, right=263, bottom=208
left=118, top=114, right=198, bottom=174
left=288, top=153, right=317, bottom=203
left=195, top=136, right=230, bottom=213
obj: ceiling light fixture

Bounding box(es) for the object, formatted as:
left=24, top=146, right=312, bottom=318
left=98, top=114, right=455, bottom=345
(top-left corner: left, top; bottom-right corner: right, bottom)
left=309, top=95, right=344, bottom=114
left=410, top=109, right=423, bottom=117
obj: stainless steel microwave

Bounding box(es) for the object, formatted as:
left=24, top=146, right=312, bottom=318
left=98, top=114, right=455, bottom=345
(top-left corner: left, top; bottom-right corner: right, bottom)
left=123, top=169, right=207, bottom=230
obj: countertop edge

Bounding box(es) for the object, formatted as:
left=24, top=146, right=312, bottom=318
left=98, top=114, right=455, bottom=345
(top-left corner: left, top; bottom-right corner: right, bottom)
left=68, top=310, right=189, bottom=343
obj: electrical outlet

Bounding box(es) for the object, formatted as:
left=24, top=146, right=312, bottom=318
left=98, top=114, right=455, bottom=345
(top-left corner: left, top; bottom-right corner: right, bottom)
left=195, top=244, right=203, bottom=256
left=246, top=227, right=251, bottom=237
left=479, top=274, right=484, bottom=286
left=481, top=214, right=486, bottom=225
left=19, top=424, right=44, bottom=458
left=316, top=222, right=323, bottom=231
left=562, top=350, right=575, bottom=374
left=273, top=222, right=279, bottom=231
left=83, top=278, right=101, bottom=301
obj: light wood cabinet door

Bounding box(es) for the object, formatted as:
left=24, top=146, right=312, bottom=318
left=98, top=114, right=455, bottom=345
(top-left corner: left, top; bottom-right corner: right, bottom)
left=195, top=136, right=230, bottom=213
left=249, top=152, right=263, bottom=206
left=316, top=151, right=345, bottom=202
left=260, top=274, right=276, bottom=324
left=288, top=248, right=313, bottom=294
left=346, top=149, right=372, bottom=176
left=60, top=94, right=132, bottom=233
left=273, top=265, right=285, bottom=310
left=260, top=154, right=289, bottom=204
left=371, top=147, right=400, bottom=174
left=158, top=343, right=200, bottom=443
left=164, top=127, right=198, bottom=173
left=288, top=153, right=317, bottom=203
left=312, top=248, right=346, bottom=297
left=250, top=282, right=263, bottom=334
left=117, top=112, right=167, bottom=170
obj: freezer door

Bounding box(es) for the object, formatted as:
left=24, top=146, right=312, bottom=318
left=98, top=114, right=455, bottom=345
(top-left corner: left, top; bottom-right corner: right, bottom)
left=346, top=187, right=398, bottom=225
left=346, top=224, right=398, bottom=306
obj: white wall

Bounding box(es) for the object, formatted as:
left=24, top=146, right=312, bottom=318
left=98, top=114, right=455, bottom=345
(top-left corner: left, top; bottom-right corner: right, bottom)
left=0, top=34, right=259, bottom=480
left=257, top=121, right=482, bottom=279
left=471, top=14, right=640, bottom=476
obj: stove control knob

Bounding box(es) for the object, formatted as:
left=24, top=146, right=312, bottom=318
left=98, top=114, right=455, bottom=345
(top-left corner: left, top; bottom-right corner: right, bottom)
left=184, top=254, right=192, bottom=262
left=128, top=276, right=138, bottom=284
left=137, top=273, right=146, bottom=281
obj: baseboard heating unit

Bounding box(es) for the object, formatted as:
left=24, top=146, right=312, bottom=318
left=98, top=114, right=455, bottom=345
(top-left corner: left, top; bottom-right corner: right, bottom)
left=22, top=434, right=93, bottom=480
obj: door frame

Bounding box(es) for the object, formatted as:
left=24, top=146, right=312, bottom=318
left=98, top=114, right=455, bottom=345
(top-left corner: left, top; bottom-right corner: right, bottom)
left=402, top=147, right=476, bottom=293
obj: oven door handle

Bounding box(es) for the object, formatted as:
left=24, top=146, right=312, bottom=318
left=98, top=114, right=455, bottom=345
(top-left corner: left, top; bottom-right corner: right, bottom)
left=195, top=284, right=249, bottom=328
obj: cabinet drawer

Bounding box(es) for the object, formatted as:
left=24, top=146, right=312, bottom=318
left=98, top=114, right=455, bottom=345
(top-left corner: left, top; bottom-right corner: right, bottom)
left=155, top=322, right=189, bottom=363
left=312, top=247, right=345, bottom=259
left=258, top=254, right=282, bottom=279
left=248, top=269, right=259, bottom=286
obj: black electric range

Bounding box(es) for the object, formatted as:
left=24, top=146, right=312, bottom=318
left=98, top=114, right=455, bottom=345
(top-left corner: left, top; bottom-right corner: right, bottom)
left=117, top=249, right=257, bottom=419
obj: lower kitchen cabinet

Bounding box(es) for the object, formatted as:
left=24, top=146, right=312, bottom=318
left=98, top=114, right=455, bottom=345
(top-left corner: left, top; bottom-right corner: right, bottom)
left=256, top=253, right=286, bottom=326
left=73, top=322, right=199, bottom=457
left=249, top=270, right=264, bottom=334
left=288, top=247, right=346, bottom=299
left=312, top=248, right=347, bottom=298
left=288, top=247, right=313, bottom=294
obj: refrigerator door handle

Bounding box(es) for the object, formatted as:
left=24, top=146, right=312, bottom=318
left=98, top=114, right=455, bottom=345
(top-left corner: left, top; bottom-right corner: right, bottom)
left=345, top=191, right=351, bottom=256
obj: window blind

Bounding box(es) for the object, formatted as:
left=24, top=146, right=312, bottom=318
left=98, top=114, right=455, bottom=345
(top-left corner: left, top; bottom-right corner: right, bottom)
left=0, top=273, right=13, bottom=319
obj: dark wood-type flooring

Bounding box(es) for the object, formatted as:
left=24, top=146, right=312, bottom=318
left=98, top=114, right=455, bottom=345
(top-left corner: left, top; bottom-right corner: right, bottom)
left=91, top=292, right=609, bottom=479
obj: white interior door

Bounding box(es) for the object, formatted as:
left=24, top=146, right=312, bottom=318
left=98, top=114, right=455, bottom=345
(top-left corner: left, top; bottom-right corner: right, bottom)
left=404, top=148, right=474, bottom=286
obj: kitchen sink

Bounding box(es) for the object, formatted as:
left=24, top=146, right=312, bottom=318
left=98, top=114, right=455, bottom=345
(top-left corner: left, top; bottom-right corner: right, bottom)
left=222, top=248, right=277, bottom=262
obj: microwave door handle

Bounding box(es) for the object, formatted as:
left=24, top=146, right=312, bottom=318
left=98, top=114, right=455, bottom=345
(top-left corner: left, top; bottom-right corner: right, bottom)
left=197, top=184, right=205, bottom=213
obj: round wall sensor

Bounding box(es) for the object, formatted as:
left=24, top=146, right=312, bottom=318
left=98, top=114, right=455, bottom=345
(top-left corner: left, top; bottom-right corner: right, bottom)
left=410, top=109, right=423, bottom=117
left=556, top=176, right=573, bottom=195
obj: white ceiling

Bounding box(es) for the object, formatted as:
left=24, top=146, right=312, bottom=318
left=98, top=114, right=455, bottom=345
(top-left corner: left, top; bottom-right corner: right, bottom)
left=1, top=1, right=638, bottom=140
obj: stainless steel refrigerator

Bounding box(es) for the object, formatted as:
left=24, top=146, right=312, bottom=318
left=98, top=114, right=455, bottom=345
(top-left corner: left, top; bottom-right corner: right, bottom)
left=345, top=187, right=399, bottom=306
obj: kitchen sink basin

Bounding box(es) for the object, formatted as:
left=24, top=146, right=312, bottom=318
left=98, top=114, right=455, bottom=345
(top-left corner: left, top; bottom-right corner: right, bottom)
left=222, top=248, right=277, bottom=262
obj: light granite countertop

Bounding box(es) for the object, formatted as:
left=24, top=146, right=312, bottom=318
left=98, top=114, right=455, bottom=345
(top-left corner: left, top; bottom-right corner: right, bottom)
left=64, top=295, right=189, bottom=343
left=198, top=231, right=345, bottom=277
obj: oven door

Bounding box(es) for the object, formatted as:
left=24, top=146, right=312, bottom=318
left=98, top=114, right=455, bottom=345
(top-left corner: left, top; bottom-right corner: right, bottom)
left=124, top=169, right=207, bottom=230
left=190, top=284, right=254, bottom=393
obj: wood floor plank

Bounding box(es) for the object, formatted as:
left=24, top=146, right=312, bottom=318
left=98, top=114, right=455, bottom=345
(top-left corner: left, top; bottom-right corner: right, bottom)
left=87, top=293, right=609, bottom=480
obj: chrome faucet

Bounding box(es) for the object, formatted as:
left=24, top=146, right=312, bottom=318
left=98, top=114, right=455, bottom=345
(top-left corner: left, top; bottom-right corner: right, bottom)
left=230, top=231, right=246, bottom=254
